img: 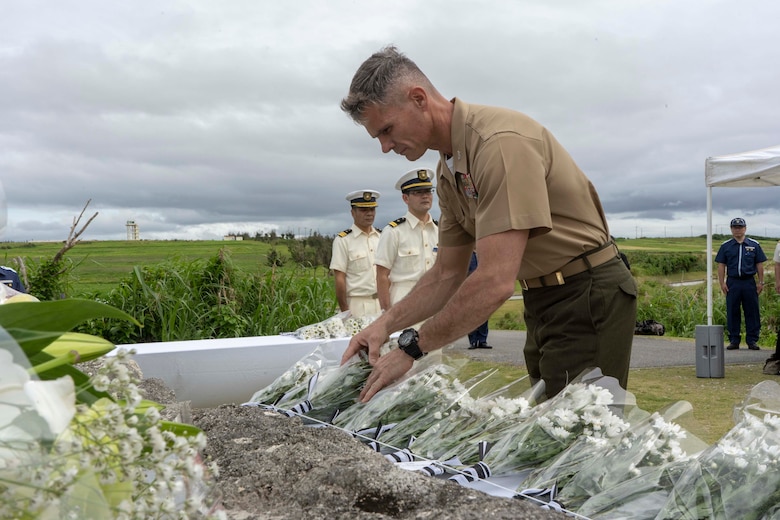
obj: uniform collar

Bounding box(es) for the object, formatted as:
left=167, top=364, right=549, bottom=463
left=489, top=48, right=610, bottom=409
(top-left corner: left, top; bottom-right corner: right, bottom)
left=437, top=97, right=469, bottom=185
left=404, top=210, right=432, bottom=228
left=352, top=224, right=379, bottom=236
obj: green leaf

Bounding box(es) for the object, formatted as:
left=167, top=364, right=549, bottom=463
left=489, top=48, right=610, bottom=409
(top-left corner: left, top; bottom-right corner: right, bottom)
left=43, top=332, right=116, bottom=363
left=159, top=420, right=202, bottom=437
left=3, top=328, right=66, bottom=363
left=0, top=299, right=140, bottom=332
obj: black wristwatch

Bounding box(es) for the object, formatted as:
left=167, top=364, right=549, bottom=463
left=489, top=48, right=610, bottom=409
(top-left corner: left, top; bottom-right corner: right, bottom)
left=398, top=328, right=426, bottom=360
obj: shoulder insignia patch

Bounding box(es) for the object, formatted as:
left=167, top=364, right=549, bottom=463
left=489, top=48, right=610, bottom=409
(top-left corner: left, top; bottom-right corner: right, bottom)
left=375, top=227, right=383, bottom=233
left=389, top=217, right=407, bottom=228
left=337, top=228, right=353, bottom=238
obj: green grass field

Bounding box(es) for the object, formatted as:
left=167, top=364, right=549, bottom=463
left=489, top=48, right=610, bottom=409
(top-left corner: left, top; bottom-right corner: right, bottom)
left=1, top=239, right=282, bottom=294
left=5, top=235, right=780, bottom=444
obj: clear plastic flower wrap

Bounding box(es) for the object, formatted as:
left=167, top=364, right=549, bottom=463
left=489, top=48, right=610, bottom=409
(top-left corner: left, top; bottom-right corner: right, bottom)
left=245, top=340, right=346, bottom=406
left=480, top=371, right=631, bottom=476
left=323, top=315, right=349, bottom=338
left=295, top=351, right=374, bottom=423
left=408, top=376, right=541, bottom=464
left=344, top=315, right=377, bottom=336
left=574, top=459, right=690, bottom=519
left=553, top=400, right=706, bottom=510
left=293, top=311, right=378, bottom=340
left=377, top=366, right=514, bottom=452
left=655, top=380, right=780, bottom=520
left=331, top=359, right=459, bottom=437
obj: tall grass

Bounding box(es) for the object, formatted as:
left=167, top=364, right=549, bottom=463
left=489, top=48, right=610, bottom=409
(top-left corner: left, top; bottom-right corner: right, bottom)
left=79, top=251, right=337, bottom=344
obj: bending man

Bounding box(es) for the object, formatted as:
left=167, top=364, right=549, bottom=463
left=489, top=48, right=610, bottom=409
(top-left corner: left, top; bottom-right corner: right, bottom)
left=340, top=46, right=636, bottom=401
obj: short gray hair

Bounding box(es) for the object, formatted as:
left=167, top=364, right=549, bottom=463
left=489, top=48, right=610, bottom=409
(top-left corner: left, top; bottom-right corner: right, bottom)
left=341, top=45, right=431, bottom=123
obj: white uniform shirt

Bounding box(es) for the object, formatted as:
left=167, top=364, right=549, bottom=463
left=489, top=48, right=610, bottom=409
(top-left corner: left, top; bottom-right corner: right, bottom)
left=375, top=211, right=438, bottom=285
left=329, top=224, right=381, bottom=297
left=774, top=241, right=780, bottom=263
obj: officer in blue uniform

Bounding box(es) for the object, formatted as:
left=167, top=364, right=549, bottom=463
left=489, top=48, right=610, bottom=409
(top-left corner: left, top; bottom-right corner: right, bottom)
left=715, top=217, right=766, bottom=350
left=0, top=265, right=26, bottom=293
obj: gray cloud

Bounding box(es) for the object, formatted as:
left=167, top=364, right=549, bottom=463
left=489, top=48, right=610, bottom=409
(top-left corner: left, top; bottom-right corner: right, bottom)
left=2, top=0, right=779, bottom=242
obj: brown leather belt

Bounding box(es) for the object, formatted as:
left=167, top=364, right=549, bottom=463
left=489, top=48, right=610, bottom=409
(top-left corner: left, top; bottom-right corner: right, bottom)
left=521, top=243, right=621, bottom=290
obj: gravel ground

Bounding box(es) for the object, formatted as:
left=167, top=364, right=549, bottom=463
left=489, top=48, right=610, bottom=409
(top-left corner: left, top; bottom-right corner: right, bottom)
left=191, top=405, right=565, bottom=520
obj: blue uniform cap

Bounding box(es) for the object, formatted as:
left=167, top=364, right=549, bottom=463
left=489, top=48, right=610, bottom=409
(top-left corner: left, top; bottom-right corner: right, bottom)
left=730, top=217, right=746, bottom=227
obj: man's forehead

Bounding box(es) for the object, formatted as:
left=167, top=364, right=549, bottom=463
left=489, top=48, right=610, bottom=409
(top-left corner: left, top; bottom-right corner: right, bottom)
left=362, top=104, right=394, bottom=137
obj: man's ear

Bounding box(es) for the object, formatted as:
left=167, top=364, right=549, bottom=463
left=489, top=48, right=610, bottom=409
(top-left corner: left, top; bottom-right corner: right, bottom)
left=409, top=86, right=427, bottom=109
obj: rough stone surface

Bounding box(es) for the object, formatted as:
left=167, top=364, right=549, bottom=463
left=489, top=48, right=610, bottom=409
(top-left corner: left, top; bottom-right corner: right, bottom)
left=134, top=369, right=561, bottom=519
left=191, top=404, right=564, bottom=520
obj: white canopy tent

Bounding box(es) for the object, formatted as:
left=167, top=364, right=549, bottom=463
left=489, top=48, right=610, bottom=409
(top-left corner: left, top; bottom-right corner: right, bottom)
left=704, top=145, right=780, bottom=324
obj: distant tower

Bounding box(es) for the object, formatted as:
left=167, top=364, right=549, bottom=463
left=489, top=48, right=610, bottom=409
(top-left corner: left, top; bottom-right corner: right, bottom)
left=126, top=220, right=140, bottom=240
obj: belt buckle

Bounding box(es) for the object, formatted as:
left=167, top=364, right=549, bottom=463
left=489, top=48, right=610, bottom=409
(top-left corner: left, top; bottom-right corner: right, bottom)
left=521, top=279, right=529, bottom=290
left=554, top=271, right=565, bottom=285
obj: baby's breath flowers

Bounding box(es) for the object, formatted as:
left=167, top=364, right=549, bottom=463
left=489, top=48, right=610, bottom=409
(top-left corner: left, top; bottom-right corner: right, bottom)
left=0, top=348, right=224, bottom=520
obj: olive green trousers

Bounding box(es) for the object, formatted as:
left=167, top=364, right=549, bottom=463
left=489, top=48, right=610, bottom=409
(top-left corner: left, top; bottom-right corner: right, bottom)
left=523, top=257, right=637, bottom=399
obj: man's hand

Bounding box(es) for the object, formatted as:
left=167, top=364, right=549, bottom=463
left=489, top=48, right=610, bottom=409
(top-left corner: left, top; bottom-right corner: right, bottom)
left=340, top=321, right=389, bottom=366
left=359, top=348, right=414, bottom=402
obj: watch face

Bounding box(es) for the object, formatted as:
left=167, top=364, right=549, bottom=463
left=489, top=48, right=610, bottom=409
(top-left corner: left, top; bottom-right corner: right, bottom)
left=399, top=329, right=415, bottom=347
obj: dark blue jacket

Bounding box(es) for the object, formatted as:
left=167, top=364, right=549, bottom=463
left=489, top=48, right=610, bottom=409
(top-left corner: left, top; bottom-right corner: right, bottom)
left=0, top=266, right=25, bottom=293
left=715, top=237, right=767, bottom=278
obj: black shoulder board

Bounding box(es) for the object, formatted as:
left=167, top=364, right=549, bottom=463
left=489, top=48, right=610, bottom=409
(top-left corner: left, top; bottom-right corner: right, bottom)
left=389, top=217, right=407, bottom=228
left=433, top=219, right=439, bottom=226
left=337, top=228, right=353, bottom=238
left=375, top=226, right=383, bottom=233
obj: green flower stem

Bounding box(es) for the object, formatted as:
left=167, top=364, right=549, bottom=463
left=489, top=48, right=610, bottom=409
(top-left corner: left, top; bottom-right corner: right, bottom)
left=27, top=350, right=79, bottom=376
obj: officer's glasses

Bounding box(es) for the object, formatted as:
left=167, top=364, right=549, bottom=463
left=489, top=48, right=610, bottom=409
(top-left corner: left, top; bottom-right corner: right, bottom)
left=407, top=189, right=434, bottom=196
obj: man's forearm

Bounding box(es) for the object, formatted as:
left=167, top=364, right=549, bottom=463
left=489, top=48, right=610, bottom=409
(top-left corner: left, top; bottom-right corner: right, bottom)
left=418, top=270, right=512, bottom=353
left=334, top=272, right=348, bottom=311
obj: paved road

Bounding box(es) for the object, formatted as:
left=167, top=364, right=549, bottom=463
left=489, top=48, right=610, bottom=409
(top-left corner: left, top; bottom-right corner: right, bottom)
left=444, top=330, right=770, bottom=369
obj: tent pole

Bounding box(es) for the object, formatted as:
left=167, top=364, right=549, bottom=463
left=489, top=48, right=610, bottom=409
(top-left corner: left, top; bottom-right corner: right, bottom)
left=706, top=186, right=713, bottom=326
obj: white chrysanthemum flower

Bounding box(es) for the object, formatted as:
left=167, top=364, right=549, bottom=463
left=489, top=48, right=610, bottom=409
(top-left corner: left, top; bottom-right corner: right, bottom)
left=549, top=426, right=572, bottom=441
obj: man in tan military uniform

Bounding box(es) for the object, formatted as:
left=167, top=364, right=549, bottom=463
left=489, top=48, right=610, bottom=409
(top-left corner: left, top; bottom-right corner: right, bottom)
left=329, top=190, right=383, bottom=318
left=375, top=168, right=439, bottom=311
left=340, top=46, right=637, bottom=402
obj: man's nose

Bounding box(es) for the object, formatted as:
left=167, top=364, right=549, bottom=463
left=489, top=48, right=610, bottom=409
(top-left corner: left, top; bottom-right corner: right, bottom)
left=379, top=135, right=393, bottom=154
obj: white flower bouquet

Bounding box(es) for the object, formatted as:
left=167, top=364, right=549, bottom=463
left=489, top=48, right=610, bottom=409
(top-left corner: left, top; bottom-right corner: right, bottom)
left=408, top=376, right=538, bottom=464
left=292, top=311, right=377, bottom=340
left=331, top=361, right=459, bottom=438
left=246, top=342, right=343, bottom=406
left=376, top=367, right=514, bottom=452
left=279, top=352, right=373, bottom=423
left=555, top=401, right=702, bottom=510
left=343, top=315, right=377, bottom=336
left=574, top=459, right=690, bottom=519
left=654, top=380, right=780, bottom=520
left=480, top=375, right=630, bottom=476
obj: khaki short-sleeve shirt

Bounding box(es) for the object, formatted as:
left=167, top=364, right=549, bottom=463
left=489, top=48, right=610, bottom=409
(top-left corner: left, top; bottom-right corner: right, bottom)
left=329, top=224, right=381, bottom=297
left=374, top=211, right=439, bottom=284
left=436, top=98, right=610, bottom=280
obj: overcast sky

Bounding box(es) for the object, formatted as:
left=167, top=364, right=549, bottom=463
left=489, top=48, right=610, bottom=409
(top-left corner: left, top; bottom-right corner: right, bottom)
left=1, top=0, right=779, bottom=243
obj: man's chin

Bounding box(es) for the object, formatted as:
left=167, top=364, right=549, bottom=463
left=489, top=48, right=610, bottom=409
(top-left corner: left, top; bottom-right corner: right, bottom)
left=398, top=148, right=424, bottom=161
